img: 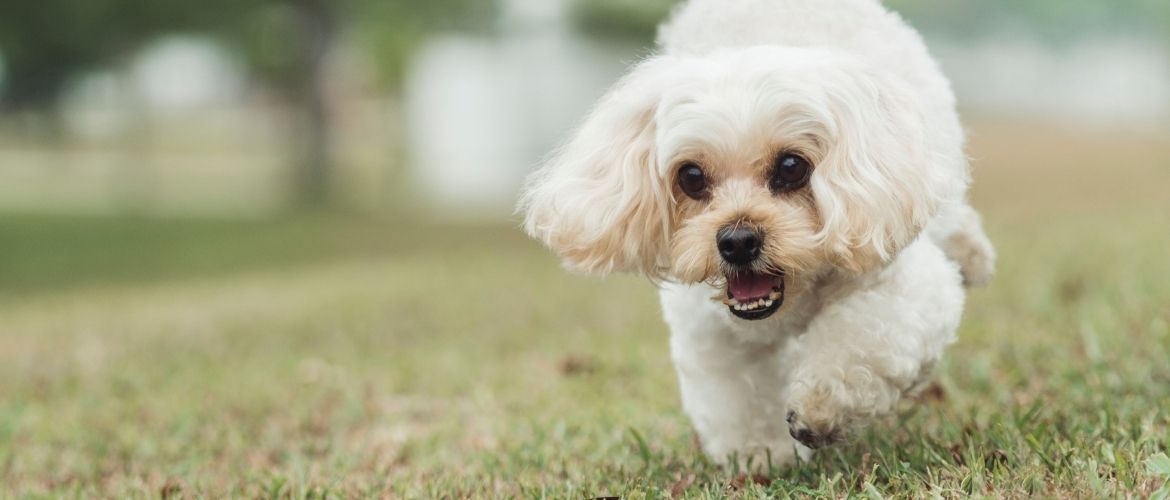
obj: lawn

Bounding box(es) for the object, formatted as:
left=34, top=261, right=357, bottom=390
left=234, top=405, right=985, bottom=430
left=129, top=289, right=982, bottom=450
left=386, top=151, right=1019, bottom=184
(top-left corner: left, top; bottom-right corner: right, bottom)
left=1, top=122, right=1169, bottom=497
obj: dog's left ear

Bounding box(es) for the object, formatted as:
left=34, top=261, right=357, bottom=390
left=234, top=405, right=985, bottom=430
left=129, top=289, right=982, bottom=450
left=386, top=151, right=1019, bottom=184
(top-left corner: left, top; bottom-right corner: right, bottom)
left=811, top=62, right=965, bottom=272
left=520, top=55, right=687, bottom=278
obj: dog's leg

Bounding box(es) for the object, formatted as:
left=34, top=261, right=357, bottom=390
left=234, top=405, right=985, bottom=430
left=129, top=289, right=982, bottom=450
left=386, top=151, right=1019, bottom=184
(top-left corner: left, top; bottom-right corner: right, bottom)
left=784, top=239, right=965, bottom=449
left=928, top=202, right=996, bottom=287
left=671, top=334, right=800, bottom=467
left=661, top=285, right=802, bottom=468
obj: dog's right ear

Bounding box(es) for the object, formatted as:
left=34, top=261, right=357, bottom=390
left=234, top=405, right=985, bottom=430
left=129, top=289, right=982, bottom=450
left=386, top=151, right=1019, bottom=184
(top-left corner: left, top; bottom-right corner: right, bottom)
left=519, top=56, right=687, bottom=278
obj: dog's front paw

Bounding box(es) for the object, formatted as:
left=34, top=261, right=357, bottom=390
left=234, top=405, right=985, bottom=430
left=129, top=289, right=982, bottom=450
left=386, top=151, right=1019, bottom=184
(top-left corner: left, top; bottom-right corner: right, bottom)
left=785, top=409, right=845, bottom=450
left=785, top=383, right=858, bottom=449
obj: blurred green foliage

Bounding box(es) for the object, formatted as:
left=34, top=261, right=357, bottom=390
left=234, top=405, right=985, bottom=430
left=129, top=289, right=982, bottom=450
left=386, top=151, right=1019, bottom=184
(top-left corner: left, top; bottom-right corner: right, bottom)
left=0, top=0, right=250, bottom=110
left=887, top=0, right=1169, bottom=41
left=0, top=0, right=498, bottom=206
left=571, top=0, right=677, bottom=41
left=2, top=0, right=1166, bottom=112
left=0, top=0, right=496, bottom=111
left=568, top=0, right=1170, bottom=49
left=569, top=0, right=1170, bottom=43
left=345, top=0, right=497, bottom=90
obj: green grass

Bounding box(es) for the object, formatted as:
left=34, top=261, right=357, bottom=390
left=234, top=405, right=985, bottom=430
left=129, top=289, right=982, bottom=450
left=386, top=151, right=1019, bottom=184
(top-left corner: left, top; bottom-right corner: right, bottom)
left=0, top=213, right=520, bottom=297
left=1, top=125, right=1169, bottom=497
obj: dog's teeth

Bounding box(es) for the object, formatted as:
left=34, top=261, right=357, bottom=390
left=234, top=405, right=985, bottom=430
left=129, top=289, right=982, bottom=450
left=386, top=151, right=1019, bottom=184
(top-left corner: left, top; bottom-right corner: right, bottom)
left=769, top=291, right=783, bottom=301
left=732, top=297, right=779, bottom=313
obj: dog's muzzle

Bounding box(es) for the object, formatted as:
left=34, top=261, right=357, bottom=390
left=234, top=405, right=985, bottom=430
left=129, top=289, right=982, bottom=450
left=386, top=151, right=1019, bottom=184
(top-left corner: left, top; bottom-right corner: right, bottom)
left=716, top=226, right=784, bottom=320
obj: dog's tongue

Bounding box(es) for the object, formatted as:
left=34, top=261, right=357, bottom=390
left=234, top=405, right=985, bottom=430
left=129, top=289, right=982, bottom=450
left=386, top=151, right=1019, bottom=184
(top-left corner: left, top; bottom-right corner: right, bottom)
left=728, top=272, right=775, bottom=301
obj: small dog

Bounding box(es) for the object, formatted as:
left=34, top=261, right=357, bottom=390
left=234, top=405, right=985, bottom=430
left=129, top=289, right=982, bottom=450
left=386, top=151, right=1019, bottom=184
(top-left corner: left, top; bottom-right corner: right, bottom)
left=520, top=0, right=995, bottom=466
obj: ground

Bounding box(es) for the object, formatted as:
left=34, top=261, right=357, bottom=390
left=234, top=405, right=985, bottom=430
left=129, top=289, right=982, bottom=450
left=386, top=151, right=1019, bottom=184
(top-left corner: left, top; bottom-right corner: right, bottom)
left=1, top=122, right=1169, bottom=497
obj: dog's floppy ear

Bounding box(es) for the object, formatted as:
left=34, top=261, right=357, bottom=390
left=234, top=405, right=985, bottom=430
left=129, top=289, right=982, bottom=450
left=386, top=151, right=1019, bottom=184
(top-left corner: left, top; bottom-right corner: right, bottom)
left=520, top=56, right=686, bottom=277
left=812, top=63, right=964, bottom=272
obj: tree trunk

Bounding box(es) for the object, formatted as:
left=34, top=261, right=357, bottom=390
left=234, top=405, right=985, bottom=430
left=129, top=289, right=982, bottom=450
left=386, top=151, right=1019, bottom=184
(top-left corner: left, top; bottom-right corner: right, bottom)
left=290, top=0, right=337, bottom=207
left=0, top=60, right=72, bottom=143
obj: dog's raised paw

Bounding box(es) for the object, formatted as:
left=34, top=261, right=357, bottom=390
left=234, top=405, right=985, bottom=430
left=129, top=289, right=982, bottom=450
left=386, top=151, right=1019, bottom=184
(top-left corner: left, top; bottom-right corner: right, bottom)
left=786, top=410, right=843, bottom=450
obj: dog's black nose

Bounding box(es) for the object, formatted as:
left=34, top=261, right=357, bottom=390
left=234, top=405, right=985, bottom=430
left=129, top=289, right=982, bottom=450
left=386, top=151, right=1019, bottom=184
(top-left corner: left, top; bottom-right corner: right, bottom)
left=717, top=226, right=762, bottom=266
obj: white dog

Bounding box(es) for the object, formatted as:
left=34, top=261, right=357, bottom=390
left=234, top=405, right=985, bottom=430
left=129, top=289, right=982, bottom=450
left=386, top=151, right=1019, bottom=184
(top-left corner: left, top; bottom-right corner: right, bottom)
left=520, top=0, right=995, bottom=466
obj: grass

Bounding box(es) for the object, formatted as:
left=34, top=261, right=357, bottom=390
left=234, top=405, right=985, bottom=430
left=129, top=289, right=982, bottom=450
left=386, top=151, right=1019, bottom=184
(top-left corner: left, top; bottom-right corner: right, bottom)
left=1, top=122, right=1170, bottom=497
left=0, top=212, right=517, bottom=297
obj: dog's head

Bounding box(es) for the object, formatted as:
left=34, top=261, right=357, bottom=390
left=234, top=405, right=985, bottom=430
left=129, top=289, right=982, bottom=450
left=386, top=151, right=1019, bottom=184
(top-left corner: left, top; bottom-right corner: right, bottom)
left=521, top=47, right=960, bottom=320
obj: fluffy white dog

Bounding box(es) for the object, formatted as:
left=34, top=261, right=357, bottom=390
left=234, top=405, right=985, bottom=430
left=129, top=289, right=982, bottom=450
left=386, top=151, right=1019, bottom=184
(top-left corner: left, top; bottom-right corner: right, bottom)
left=520, top=0, right=995, bottom=466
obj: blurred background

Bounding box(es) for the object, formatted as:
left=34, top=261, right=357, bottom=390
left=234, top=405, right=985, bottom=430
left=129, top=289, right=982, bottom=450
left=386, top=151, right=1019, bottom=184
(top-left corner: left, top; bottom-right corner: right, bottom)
left=0, top=0, right=1166, bottom=296
left=1, top=0, right=1169, bottom=495
left=0, top=0, right=1167, bottom=220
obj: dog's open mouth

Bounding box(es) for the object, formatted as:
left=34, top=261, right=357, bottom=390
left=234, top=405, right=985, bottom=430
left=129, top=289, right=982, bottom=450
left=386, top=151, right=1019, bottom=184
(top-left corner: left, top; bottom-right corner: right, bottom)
left=722, top=271, right=785, bottom=320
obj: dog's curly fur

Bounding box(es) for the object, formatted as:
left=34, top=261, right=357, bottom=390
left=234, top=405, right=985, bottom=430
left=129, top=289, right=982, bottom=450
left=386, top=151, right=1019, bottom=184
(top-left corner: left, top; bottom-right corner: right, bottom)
left=520, top=0, right=995, bottom=466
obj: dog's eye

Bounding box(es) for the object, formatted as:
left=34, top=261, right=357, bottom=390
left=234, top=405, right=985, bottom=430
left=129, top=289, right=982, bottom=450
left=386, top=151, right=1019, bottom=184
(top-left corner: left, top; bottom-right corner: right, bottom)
left=769, top=153, right=812, bottom=192
left=677, top=163, right=709, bottom=200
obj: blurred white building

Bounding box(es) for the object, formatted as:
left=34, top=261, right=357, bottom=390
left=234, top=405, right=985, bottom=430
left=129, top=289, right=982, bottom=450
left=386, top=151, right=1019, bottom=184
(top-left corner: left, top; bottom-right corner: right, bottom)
left=403, top=0, right=635, bottom=216
left=63, top=37, right=248, bottom=140
left=935, top=35, right=1170, bottom=126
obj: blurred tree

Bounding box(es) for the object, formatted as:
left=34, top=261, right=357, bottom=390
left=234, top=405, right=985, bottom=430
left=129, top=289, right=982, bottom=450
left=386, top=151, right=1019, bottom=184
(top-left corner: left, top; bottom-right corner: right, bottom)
left=226, top=0, right=502, bottom=204
left=0, top=0, right=336, bottom=205
left=332, top=0, right=497, bottom=94
left=0, top=0, right=239, bottom=112
left=571, top=0, right=678, bottom=42
left=0, top=0, right=497, bottom=207
left=227, top=0, right=340, bottom=206
left=2, top=0, right=1166, bottom=108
